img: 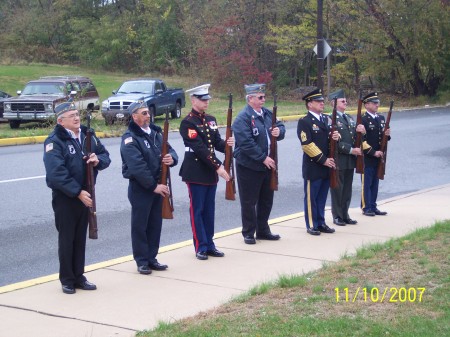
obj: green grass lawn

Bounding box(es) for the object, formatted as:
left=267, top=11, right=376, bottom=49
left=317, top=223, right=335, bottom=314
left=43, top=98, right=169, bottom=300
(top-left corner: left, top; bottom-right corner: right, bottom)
left=137, top=220, right=450, bottom=337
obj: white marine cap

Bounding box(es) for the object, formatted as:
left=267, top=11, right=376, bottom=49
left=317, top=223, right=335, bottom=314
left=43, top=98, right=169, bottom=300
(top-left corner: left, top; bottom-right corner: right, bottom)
left=185, top=84, right=211, bottom=100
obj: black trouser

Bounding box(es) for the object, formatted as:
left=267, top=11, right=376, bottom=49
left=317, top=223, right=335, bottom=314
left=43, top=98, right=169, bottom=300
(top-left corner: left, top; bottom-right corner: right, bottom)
left=52, top=192, right=88, bottom=287
left=331, top=168, right=354, bottom=220
left=236, top=164, right=273, bottom=237
left=128, top=180, right=163, bottom=267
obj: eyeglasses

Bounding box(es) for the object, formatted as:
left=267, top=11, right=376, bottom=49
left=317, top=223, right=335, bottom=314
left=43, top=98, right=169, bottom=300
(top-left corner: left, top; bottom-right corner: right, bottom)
left=61, top=112, right=80, bottom=119
left=339, top=100, right=348, bottom=103
left=253, top=95, right=266, bottom=100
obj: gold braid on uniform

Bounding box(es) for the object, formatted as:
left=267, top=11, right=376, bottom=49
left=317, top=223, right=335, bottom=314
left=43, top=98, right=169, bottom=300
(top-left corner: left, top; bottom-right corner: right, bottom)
left=302, top=143, right=324, bottom=162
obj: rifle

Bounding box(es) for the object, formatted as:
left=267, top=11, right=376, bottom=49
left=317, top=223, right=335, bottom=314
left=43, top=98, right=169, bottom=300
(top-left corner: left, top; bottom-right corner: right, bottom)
left=160, top=108, right=174, bottom=219
left=354, top=92, right=364, bottom=174
left=329, top=97, right=339, bottom=189
left=269, top=94, right=278, bottom=191
left=377, top=100, right=394, bottom=180
left=224, top=93, right=236, bottom=200
left=85, top=104, right=98, bottom=239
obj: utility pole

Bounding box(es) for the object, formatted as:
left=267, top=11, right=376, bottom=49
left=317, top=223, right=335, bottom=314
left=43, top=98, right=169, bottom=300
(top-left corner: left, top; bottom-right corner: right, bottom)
left=317, top=0, right=324, bottom=91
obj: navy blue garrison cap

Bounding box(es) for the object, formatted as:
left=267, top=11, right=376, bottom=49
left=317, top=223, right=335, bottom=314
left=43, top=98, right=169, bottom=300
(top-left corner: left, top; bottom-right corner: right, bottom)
left=55, top=99, right=76, bottom=117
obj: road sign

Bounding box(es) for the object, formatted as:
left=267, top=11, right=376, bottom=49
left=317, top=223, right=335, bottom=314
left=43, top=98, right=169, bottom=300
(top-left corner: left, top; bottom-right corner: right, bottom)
left=313, top=39, right=332, bottom=58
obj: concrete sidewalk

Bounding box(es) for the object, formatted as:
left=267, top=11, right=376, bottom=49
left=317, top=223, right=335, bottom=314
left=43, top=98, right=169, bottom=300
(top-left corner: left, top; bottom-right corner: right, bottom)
left=1, top=184, right=449, bottom=337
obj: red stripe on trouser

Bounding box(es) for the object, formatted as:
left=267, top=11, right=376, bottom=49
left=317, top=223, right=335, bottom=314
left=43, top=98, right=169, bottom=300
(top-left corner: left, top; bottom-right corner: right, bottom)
left=186, top=183, right=200, bottom=252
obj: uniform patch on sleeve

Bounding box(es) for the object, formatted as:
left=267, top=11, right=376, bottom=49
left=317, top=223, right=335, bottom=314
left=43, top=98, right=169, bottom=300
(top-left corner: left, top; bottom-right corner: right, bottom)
left=124, top=137, right=133, bottom=145
left=301, top=131, right=307, bottom=142
left=45, top=143, right=54, bottom=152
left=188, top=129, right=198, bottom=139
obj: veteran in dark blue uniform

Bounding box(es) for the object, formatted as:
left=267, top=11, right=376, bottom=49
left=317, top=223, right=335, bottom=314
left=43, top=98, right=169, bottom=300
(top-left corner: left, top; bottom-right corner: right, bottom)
left=121, top=101, right=178, bottom=275
left=44, top=101, right=111, bottom=294
left=232, top=83, right=285, bottom=244
left=360, top=92, right=390, bottom=216
left=179, top=84, right=233, bottom=260
left=329, top=89, right=366, bottom=226
left=297, top=88, right=340, bottom=236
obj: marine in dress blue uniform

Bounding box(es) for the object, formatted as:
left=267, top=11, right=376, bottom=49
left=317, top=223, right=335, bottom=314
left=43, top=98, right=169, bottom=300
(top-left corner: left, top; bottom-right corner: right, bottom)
left=44, top=101, right=111, bottom=294
left=297, top=88, right=339, bottom=236
left=179, top=84, right=232, bottom=260
left=121, top=101, right=178, bottom=274
left=232, top=83, right=285, bottom=244
left=328, top=89, right=367, bottom=226
left=360, top=92, right=390, bottom=216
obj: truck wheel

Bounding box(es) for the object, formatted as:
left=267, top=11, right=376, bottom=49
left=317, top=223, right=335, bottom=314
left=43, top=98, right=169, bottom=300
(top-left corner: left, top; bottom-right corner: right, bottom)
left=9, top=120, right=20, bottom=129
left=149, top=106, right=155, bottom=123
left=171, top=102, right=182, bottom=119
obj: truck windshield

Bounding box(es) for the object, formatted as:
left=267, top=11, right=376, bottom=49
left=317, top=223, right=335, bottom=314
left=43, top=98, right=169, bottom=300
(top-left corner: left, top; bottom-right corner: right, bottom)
left=117, top=81, right=155, bottom=94
left=22, top=83, right=66, bottom=95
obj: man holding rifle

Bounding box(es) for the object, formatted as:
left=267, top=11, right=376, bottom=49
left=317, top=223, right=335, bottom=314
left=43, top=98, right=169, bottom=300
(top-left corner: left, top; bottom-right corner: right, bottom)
left=232, top=83, right=285, bottom=245
left=360, top=92, right=391, bottom=216
left=44, top=101, right=111, bottom=294
left=121, top=101, right=178, bottom=275
left=179, top=84, right=234, bottom=260
left=329, top=89, right=366, bottom=226
left=297, top=88, right=340, bottom=236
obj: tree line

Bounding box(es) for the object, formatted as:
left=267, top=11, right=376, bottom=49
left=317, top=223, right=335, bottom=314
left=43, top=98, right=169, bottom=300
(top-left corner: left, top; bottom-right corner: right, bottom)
left=0, top=0, right=448, bottom=98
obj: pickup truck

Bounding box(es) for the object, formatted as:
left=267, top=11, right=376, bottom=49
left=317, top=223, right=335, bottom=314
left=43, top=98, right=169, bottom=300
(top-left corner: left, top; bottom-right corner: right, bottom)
left=101, top=78, right=185, bottom=125
left=2, top=76, right=100, bottom=129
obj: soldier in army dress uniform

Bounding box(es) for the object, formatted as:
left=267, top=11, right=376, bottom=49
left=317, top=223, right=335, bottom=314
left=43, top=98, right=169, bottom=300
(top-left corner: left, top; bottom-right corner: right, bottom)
left=179, top=84, right=234, bottom=260
left=329, top=89, right=366, bottom=226
left=297, top=88, right=340, bottom=236
left=360, top=92, right=391, bottom=216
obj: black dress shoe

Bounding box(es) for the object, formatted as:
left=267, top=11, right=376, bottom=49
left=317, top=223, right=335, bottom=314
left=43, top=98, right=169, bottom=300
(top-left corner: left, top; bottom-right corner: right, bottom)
left=244, top=236, right=256, bottom=244
left=75, top=280, right=97, bottom=291
left=256, top=233, right=281, bottom=240
left=196, top=251, right=208, bottom=260
left=374, top=209, right=387, bottom=215
left=363, top=210, right=375, bottom=216
left=318, top=224, right=335, bottom=233
left=333, top=217, right=346, bottom=226
left=137, top=265, right=152, bottom=275
left=62, top=285, right=75, bottom=294
left=207, top=248, right=225, bottom=257
left=307, top=228, right=321, bottom=236
left=344, top=218, right=358, bottom=225
left=149, top=261, right=168, bottom=271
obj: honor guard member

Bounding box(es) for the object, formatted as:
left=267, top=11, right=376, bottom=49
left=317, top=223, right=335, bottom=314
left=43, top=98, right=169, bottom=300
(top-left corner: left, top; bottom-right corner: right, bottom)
left=44, top=100, right=111, bottom=294
left=360, top=92, right=390, bottom=216
left=329, top=89, right=366, bottom=226
left=232, top=83, right=285, bottom=245
left=297, top=88, right=340, bottom=236
left=179, top=84, right=234, bottom=260
left=121, top=100, right=178, bottom=275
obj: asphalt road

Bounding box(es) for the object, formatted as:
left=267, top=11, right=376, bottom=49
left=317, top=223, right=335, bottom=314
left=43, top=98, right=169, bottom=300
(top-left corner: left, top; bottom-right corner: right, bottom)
left=1, top=106, right=449, bottom=286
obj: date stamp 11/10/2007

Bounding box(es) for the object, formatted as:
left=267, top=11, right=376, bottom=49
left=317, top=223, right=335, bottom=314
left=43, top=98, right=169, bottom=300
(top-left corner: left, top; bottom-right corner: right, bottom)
left=334, top=287, right=426, bottom=303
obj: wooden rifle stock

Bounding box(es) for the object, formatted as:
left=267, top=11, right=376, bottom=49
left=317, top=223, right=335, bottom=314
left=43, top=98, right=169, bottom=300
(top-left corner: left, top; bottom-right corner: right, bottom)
left=377, top=100, right=394, bottom=180
left=269, top=94, right=278, bottom=191
left=329, top=97, right=339, bottom=189
left=85, top=106, right=98, bottom=239
left=160, top=108, right=174, bottom=219
left=224, top=93, right=236, bottom=201
left=354, top=92, right=364, bottom=174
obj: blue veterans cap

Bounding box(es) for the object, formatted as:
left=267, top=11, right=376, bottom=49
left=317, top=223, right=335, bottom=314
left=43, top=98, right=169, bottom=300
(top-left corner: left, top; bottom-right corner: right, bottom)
left=128, top=100, right=147, bottom=114
left=186, top=84, right=211, bottom=100
left=328, top=89, right=345, bottom=101
left=362, top=92, right=380, bottom=103
left=55, top=99, right=76, bottom=117
left=302, top=88, right=324, bottom=102
left=244, top=83, right=266, bottom=95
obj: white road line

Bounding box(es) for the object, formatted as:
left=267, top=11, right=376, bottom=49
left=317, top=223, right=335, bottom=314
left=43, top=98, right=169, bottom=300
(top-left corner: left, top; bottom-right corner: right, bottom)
left=0, top=175, right=46, bottom=184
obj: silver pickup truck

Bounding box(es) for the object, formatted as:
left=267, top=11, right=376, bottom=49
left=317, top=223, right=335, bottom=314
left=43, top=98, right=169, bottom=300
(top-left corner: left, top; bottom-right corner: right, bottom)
left=2, top=76, right=100, bottom=129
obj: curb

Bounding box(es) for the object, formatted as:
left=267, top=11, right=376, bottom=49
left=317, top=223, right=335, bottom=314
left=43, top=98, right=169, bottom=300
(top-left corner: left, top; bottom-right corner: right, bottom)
left=0, top=132, right=107, bottom=147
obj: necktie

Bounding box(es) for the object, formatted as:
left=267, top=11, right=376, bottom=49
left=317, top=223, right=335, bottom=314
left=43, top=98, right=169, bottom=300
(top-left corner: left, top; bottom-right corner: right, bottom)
left=342, top=113, right=348, bottom=123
